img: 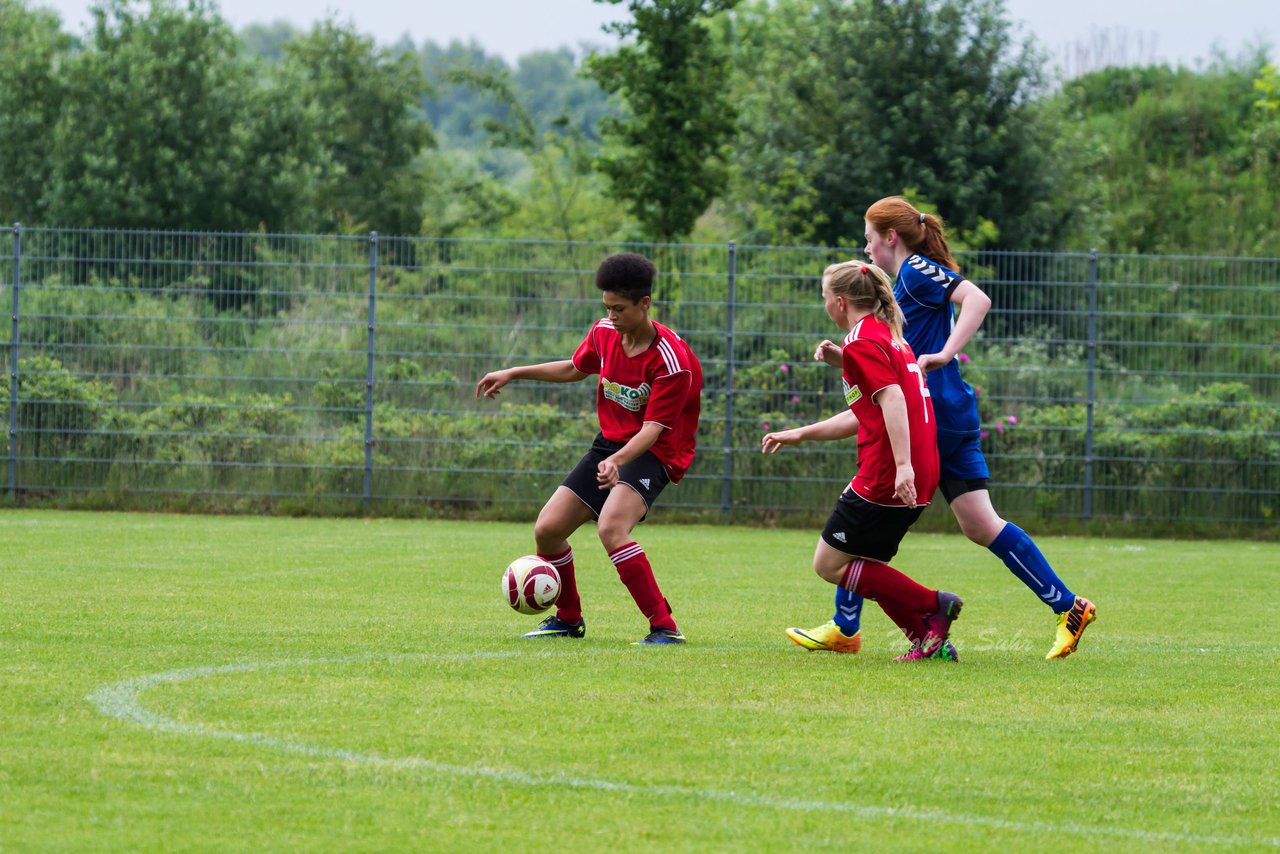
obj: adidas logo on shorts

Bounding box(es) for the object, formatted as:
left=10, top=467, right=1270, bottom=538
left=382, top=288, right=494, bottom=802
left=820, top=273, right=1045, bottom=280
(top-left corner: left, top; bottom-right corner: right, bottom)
left=833, top=531, right=847, bottom=543
left=639, top=478, right=651, bottom=490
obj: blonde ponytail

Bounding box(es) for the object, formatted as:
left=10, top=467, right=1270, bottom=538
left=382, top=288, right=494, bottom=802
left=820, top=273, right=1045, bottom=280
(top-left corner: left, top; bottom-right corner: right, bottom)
left=822, top=261, right=906, bottom=346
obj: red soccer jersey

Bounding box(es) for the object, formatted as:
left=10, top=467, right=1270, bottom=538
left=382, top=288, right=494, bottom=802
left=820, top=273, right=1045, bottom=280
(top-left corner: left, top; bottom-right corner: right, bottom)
left=571, top=319, right=702, bottom=483
left=840, top=315, right=939, bottom=506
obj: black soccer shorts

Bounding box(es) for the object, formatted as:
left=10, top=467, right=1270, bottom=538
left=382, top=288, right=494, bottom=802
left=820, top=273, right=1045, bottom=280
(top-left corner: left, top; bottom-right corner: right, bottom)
left=561, top=433, right=671, bottom=519
left=820, top=488, right=925, bottom=563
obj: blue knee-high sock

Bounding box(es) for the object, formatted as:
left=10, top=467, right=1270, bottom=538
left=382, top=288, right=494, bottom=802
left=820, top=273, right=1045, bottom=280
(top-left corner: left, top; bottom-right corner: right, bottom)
left=832, top=586, right=863, bottom=635
left=989, top=522, right=1075, bottom=614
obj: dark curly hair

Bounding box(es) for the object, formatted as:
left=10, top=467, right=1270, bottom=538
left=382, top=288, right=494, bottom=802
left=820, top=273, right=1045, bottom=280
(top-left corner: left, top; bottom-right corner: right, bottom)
left=595, top=253, right=656, bottom=303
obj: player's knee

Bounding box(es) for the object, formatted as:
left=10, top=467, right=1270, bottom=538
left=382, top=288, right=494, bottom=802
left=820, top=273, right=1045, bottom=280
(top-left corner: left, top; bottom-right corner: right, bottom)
left=534, top=514, right=570, bottom=548
left=813, top=561, right=842, bottom=585
left=959, top=515, right=1003, bottom=547
left=596, top=519, right=628, bottom=551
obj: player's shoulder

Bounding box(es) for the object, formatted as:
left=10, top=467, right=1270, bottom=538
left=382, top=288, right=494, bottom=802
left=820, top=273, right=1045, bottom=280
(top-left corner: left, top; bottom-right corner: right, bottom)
left=653, top=320, right=687, bottom=346
left=585, top=318, right=618, bottom=351
left=843, top=316, right=891, bottom=348
left=651, top=322, right=693, bottom=375
left=903, top=254, right=961, bottom=286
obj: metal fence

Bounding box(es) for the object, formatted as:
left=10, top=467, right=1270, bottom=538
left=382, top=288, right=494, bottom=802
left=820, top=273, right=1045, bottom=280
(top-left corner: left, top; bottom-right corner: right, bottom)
left=3, top=225, right=1278, bottom=528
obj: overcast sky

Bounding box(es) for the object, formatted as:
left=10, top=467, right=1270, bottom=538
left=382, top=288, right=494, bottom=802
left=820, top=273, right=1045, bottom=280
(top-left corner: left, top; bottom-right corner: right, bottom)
left=35, top=0, right=1276, bottom=72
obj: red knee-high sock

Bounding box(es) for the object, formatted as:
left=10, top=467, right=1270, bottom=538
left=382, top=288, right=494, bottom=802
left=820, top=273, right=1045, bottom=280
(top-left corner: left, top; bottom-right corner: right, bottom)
left=840, top=558, right=937, bottom=640
left=878, top=600, right=928, bottom=644
left=539, top=546, right=580, bottom=623
left=608, top=542, right=677, bottom=631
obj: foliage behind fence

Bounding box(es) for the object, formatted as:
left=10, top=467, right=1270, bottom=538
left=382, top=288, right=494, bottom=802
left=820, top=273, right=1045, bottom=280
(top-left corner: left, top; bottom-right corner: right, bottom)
left=2, top=227, right=1277, bottom=530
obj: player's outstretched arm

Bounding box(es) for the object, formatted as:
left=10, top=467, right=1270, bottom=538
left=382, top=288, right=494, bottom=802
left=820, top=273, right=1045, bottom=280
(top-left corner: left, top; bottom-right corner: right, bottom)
left=762, top=410, right=858, bottom=453
left=476, top=360, right=588, bottom=398
left=813, top=339, right=843, bottom=368
left=918, top=280, right=992, bottom=372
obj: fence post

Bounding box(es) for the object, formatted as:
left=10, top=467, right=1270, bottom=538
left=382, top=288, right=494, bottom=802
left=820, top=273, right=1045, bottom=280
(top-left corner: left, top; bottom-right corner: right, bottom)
left=721, top=240, right=736, bottom=513
left=8, top=223, right=20, bottom=501
left=363, top=232, right=378, bottom=509
left=1083, top=249, right=1098, bottom=521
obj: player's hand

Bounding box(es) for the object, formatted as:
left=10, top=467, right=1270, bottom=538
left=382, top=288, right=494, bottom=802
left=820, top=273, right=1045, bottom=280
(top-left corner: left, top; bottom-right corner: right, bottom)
left=475, top=369, right=511, bottom=399
left=917, top=352, right=950, bottom=373
left=762, top=429, right=804, bottom=454
left=814, top=339, right=842, bottom=368
left=596, top=458, right=620, bottom=490
left=894, top=463, right=918, bottom=507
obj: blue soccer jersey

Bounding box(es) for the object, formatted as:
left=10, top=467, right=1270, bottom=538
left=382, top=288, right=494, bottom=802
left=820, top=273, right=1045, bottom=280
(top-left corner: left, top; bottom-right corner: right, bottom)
left=894, top=254, right=981, bottom=437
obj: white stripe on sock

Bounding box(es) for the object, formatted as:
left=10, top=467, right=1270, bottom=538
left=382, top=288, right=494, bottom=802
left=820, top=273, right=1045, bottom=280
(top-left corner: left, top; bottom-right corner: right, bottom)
left=609, top=544, right=644, bottom=565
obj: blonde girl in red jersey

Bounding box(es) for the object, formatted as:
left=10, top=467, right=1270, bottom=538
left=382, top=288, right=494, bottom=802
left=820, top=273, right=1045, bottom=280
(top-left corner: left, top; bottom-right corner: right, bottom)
left=762, top=261, right=962, bottom=660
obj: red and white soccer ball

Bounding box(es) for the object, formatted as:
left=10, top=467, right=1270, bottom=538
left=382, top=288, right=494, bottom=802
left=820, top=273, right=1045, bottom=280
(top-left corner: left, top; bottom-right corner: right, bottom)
left=503, top=555, right=561, bottom=615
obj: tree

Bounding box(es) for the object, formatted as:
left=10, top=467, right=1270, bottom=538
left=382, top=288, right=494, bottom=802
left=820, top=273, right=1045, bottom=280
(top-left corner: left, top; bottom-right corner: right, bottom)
left=238, top=19, right=302, bottom=61
left=586, top=0, right=740, bottom=242
left=1245, top=64, right=1280, bottom=175
left=419, top=43, right=615, bottom=152
left=45, top=0, right=318, bottom=231
left=284, top=20, right=435, bottom=234
left=512, top=48, right=615, bottom=142
left=1052, top=54, right=1280, bottom=255
left=722, top=0, right=1063, bottom=249
left=450, top=65, right=625, bottom=241
left=0, top=0, right=73, bottom=224
left=419, top=39, right=509, bottom=147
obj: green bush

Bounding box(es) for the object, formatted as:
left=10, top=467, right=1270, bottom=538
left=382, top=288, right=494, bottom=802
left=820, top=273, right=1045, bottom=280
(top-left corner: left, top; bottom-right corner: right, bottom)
left=0, top=355, right=112, bottom=459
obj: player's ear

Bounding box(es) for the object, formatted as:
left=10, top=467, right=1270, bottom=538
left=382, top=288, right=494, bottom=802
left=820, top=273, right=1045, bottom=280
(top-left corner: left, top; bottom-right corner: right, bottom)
left=639, top=295, right=652, bottom=312
left=886, top=229, right=899, bottom=247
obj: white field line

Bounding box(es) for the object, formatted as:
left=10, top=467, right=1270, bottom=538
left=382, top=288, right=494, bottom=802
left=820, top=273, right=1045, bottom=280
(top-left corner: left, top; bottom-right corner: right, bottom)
left=87, top=651, right=1278, bottom=849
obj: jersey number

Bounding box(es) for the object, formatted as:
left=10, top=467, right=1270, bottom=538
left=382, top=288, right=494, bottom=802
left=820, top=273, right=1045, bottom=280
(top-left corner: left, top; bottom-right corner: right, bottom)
left=906, top=363, right=932, bottom=423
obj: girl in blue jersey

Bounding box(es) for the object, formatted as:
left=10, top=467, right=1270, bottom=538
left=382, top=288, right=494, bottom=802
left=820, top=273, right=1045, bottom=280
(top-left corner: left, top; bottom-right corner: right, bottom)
left=787, top=196, right=1096, bottom=661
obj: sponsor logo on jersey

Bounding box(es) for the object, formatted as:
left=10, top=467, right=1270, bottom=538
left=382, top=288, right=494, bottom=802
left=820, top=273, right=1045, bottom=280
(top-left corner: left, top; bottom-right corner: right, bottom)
left=843, top=380, right=862, bottom=406
left=601, top=377, right=651, bottom=411
left=639, top=478, right=651, bottom=490
left=833, top=531, right=847, bottom=543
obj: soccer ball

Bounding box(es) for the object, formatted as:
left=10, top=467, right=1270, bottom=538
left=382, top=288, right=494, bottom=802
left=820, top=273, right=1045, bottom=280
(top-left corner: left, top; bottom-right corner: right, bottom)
left=502, top=555, right=561, bottom=615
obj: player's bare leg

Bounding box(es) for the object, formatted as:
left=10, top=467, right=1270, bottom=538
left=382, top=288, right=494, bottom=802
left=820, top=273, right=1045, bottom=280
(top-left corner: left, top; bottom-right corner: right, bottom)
left=534, top=485, right=594, bottom=555
left=598, top=484, right=683, bottom=644
left=948, top=490, right=1005, bottom=547
left=952, top=490, right=1096, bottom=659
left=595, top=482, right=645, bottom=553
left=523, top=486, right=595, bottom=639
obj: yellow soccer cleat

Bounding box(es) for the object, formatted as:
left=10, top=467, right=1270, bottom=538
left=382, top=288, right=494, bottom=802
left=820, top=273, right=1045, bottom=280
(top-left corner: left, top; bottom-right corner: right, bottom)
left=1046, top=596, right=1097, bottom=660
left=785, top=620, right=862, bottom=654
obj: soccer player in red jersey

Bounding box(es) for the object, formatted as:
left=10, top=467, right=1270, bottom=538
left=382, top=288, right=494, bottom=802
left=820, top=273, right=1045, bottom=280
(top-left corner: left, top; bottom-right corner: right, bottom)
left=762, top=261, right=962, bottom=660
left=476, top=253, right=701, bottom=645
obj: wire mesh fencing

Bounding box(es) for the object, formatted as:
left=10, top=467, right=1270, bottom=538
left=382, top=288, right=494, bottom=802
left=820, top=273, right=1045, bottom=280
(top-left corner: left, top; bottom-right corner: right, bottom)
left=2, top=226, right=1277, bottom=528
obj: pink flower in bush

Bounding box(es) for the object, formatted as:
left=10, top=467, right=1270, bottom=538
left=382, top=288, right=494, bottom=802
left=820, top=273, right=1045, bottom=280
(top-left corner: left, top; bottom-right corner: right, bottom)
left=1007, top=415, right=1018, bottom=426
left=980, top=430, right=990, bottom=439
left=761, top=422, right=771, bottom=432
left=973, top=386, right=983, bottom=397
left=779, top=363, right=790, bottom=373
left=790, top=395, right=800, bottom=404
left=958, top=353, right=971, bottom=363
left=995, top=420, right=1005, bottom=434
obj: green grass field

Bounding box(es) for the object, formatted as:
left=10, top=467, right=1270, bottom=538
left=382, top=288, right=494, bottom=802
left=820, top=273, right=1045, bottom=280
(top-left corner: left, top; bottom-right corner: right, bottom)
left=2, top=509, right=1278, bottom=851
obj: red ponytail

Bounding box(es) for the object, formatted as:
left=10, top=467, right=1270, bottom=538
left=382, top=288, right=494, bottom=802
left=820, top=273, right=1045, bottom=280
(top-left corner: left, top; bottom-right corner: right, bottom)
left=865, top=196, right=960, bottom=272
